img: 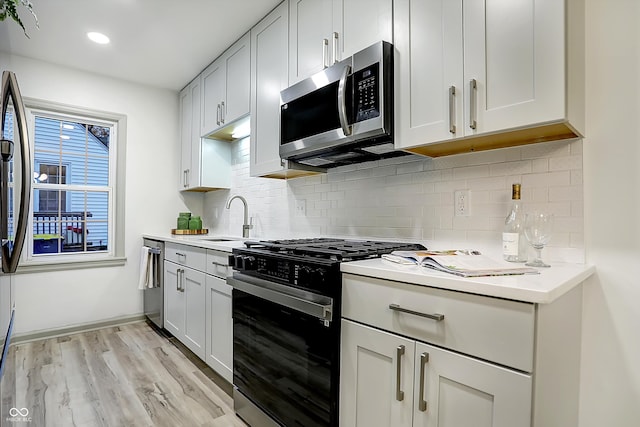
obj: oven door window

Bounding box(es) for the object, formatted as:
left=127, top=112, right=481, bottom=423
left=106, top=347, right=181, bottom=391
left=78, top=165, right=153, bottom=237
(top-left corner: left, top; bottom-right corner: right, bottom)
left=233, top=288, right=337, bottom=427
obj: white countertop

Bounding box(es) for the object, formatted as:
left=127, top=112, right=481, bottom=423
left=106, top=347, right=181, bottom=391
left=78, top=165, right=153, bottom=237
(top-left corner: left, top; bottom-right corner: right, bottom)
left=142, top=233, right=246, bottom=253
left=341, top=258, right=595, bottom=304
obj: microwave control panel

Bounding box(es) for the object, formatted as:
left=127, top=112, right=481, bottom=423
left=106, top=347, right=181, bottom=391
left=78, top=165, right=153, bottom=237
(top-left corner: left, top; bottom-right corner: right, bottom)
left=354, top=63, right=380, bottom=123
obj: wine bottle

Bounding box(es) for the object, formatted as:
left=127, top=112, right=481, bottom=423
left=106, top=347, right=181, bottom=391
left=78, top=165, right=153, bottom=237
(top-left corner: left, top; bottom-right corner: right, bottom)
left=502, top=183, right=527, bottom=262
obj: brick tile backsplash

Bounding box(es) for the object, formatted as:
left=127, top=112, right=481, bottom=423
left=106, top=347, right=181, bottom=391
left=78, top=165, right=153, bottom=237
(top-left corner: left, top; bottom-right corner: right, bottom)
left=203, top=138, right=584, bottom=262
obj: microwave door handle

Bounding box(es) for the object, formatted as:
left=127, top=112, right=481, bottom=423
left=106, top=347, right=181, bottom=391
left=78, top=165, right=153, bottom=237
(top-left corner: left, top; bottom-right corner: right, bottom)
left=337, top=64, right=352, bottom=137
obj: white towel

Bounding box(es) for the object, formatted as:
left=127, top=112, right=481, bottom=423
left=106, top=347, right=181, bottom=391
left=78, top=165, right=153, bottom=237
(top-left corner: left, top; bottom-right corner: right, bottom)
left=138, top=246, right=153, bottom=289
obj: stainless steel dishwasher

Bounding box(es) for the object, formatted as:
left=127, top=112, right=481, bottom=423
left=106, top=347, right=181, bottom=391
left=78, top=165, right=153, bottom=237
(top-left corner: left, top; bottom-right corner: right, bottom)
left=142, top=238, right=164, bottom=329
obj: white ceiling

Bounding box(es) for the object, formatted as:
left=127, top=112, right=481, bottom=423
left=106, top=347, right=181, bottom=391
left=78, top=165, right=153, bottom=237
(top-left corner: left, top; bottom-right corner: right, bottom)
left=0, top=0, right=281, bottom=91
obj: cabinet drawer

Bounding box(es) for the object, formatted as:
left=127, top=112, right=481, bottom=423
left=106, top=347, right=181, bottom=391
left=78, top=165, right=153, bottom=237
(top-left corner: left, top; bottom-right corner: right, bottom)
left=206, top=249, right=231, bottom=278
left=165, top=243, right=206, bottom=272
left=342, top=274, right=535, bottom=372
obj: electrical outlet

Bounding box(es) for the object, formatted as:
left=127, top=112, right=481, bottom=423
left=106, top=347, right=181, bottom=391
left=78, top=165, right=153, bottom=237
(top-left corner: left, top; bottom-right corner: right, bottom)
left=295, top=199, right=307, bottom=217
left=454, top=190, right=470, bottom=217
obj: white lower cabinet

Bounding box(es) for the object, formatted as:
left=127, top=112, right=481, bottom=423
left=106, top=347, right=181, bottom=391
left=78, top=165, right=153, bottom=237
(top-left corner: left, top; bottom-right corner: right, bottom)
left=164, top=244, right=233, bottom=381
left=164, top=243, right=207, bottom=360
left=205, top=273, right=233, bottom=383
left=164, top=259, right=206, bottom=359
left=164, top=260, right=184, bottom=337
left=340, top=320, right=531, bottom=427
left=340, top=273, right=584, bottom=427
left=182, top=266, right=206, bottom=359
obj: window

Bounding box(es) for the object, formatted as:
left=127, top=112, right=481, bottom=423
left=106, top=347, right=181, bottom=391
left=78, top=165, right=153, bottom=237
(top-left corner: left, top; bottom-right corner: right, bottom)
left=30, top=111, right=113, bottom=257
left=2, top=99, right=127, bottom=270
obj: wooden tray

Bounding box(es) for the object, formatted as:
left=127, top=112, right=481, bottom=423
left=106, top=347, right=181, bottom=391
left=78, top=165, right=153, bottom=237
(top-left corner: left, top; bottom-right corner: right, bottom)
left=171, top=228, right=209, bottom=235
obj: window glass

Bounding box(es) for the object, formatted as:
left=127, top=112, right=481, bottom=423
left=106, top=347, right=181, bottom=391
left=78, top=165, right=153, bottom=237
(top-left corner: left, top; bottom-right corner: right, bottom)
left=31, top=114, right=113, bottom=256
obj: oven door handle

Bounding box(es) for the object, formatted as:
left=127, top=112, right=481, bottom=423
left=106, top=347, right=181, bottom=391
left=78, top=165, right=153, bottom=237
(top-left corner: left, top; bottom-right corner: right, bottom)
left=228, top=275, right=333, bottom=323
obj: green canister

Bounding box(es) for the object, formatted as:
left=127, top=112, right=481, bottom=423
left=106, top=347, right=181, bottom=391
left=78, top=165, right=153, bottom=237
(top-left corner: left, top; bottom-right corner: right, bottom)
left=188, top=216, right=202, bottom=230
left=177, top=212, right=191, bottom=230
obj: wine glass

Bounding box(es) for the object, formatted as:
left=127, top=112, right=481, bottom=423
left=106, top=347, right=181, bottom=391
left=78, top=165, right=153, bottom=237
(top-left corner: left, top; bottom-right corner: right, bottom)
left=524, top=212, right=554, bottom=267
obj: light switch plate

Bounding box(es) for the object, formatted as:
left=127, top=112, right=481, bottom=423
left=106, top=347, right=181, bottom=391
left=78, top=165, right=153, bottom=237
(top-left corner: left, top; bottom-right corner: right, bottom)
left=295, top=199, right=307, bottom=217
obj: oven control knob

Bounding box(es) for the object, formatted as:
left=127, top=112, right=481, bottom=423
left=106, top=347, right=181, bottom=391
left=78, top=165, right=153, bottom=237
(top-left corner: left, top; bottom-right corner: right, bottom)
left=239, top=255, right=256, bottom=271
left=314, top=268, right=326, bottom=284
left=297, top=266, right=312, bottom=283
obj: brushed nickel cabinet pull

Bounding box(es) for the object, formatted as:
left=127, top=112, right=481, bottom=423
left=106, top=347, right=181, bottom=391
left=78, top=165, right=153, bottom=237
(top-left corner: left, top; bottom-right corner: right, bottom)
left=449, top=86, right=456, bottom=134
left=332, top=32, right=339, bottom=64
left=389, top=304, right=444, bottom=321
left=396, top=345, right=405, bottom=401
left=322, top=38, right=329, bottom=69
left=216, top=103, right=221, bottom=126
left=419, top=352, right=429, bottom=412
left=469, top=79, right=477, bottom=130
left=221, top=101, right=225, bottom=124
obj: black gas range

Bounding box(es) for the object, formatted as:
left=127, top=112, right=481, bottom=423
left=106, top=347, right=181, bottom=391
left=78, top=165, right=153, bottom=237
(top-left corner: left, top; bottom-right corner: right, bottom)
left=228, top=238, right=424, bottom=427
left=229, top=238, right=425, bottom=297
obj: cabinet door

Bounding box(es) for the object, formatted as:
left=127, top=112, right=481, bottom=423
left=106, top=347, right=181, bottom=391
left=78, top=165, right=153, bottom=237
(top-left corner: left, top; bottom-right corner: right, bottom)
left=200, top=60, right=225, bottom=137
left=413, top=342, right=532, bottom=427
left=289, top=0, right=333, bottom=84
left=333, top=0, right=392, bottom=63
left=463, top=0, right=565, bottom=135
left=183, top=267, right=206, bottom=359
left=394, top=0, right=463, bottom=150
left=179, top=86, right=190, bottom=190
left=179, top=80, right=200, bottom=190
left=164, top=261, right=184, bottom=337
left=205, top=275, right=233, bottom=383
left=340, top=320, right=414, bottom=427
left=223, top=33, right=251, bottom=125
left=250, top=1, right=289, bottom=177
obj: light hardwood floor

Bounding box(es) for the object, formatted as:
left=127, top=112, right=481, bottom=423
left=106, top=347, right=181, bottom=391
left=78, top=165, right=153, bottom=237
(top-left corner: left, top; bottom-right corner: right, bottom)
left=4, top=321, right=246, bottom=427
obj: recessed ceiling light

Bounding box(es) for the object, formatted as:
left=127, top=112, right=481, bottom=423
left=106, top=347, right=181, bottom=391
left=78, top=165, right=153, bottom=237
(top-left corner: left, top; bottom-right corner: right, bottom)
left=87, top=32, right=110, bottom=45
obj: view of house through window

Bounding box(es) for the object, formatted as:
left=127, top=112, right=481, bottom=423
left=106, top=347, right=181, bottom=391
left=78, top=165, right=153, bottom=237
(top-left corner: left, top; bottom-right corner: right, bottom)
left=31, top=113, right=112, bottom=256
left=37, top=164, right=67, bottom=211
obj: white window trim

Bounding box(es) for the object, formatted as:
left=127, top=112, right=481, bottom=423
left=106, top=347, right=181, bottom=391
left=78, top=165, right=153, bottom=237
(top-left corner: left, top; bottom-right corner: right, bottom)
left=15, top=98, right=127, bottom=273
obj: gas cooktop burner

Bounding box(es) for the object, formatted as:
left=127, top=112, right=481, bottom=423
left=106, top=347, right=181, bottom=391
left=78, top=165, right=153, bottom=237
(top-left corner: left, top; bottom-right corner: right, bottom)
left=242, top=238, right=425, bottom=261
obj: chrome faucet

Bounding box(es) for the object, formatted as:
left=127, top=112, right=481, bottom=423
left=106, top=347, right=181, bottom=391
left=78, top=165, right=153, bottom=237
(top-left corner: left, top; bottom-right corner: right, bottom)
left=226, top=195, right=252, bottom=238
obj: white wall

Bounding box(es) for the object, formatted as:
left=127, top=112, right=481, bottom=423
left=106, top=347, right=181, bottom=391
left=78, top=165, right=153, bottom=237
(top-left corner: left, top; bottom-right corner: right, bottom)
left=0, top=53, right=191, bottom=335
left=580, top=0, right=640, bottom=424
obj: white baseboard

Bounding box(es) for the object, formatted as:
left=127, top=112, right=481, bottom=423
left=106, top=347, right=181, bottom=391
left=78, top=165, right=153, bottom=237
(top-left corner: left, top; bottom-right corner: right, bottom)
left=12, top=314, right=147, bottom=344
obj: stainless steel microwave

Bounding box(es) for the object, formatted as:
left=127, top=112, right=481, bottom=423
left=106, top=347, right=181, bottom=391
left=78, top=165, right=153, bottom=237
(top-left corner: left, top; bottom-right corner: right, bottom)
left=280, top=41, right=406, bottom=168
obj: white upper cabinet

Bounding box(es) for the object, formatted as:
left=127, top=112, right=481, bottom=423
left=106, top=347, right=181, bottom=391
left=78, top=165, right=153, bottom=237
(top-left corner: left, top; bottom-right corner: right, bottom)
left=250, top=0, right=323, bottom=178
left=289, top=0, right=393, bottom=85
left=223, top=34, right=251, bottom=126
left=333, top=0, right=393, bottom=64
left=250, top=1, right=290, bottom=177
left=201, top=32, right=251, bottom=137
left=180, top=79, right=230, bottom=192
left=289, top=0, right=333, bottom=84
left=200, top=61, right=225, bottom=137
left=394, top=0, right=584, bottom=156
left=179, top=79, right=199, bottom=191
